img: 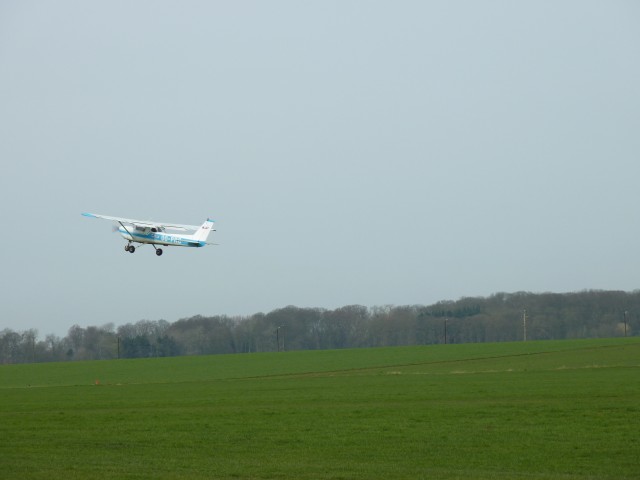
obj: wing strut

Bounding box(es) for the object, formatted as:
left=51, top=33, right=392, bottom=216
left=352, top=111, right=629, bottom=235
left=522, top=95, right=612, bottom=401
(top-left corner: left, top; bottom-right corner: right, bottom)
left=118, top=221, right=137, bottom=253
left=118, top=221, right=134, bottom=238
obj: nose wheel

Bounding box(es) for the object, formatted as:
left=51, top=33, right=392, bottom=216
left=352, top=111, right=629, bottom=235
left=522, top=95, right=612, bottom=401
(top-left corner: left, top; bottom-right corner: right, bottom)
left=155, top=248, right=163, bottom=256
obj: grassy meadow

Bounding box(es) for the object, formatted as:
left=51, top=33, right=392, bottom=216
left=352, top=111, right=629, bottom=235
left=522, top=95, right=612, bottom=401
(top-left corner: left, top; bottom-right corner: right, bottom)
left=1, top=338, right=639, bottom=479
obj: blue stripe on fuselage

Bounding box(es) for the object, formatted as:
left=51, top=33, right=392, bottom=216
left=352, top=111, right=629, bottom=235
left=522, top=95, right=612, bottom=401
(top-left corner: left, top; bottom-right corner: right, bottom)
left=118, top=228, right=205, bottom=247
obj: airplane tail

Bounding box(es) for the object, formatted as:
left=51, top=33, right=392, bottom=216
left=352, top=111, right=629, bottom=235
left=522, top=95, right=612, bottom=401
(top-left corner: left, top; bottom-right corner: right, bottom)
left=192, top=218, right=216, bottom=243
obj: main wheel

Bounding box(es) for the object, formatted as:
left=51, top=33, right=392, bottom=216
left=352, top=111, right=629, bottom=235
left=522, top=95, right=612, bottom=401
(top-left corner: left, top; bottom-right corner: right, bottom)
left=156, top=248, right=163, bottom=256
left=128, top=245, right=136, bottom=253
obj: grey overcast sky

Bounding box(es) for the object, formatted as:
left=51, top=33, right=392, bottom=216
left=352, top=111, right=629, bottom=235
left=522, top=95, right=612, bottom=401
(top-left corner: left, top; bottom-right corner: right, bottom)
left=1, top=1, right=639, bottom=337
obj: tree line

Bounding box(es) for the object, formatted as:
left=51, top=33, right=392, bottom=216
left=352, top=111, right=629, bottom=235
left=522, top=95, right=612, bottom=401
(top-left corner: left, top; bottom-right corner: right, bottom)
left=1, top=290, right=637, bottom=364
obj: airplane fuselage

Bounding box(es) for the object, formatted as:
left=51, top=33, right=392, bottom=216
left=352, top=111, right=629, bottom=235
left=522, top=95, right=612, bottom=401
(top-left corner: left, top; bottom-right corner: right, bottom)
left=118, top=227, right=206, bottom=248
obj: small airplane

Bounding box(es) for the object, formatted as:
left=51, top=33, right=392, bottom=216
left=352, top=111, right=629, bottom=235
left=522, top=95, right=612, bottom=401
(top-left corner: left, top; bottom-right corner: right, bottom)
left=82, top=212, right=216, bottom=256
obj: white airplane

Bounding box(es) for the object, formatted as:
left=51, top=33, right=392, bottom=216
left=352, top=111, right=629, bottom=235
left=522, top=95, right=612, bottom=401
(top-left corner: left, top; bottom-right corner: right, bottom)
left=82, top=212, right=216, bottom=256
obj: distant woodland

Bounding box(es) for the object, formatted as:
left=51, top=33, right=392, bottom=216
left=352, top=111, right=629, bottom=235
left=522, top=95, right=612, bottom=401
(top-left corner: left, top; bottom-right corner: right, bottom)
left=1, top=290, right=638, bottom=364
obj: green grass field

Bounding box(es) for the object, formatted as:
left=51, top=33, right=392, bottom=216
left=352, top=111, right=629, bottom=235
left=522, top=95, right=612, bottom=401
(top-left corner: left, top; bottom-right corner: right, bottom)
left=1, top=338, right=639, bottom=479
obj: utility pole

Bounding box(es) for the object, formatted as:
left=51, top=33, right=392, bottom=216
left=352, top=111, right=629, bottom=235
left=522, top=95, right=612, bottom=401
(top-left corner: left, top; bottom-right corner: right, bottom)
left=523, top=308, right=527, bottom=342
left=276, top=325, right=285, bottom=352
left=624, top=311, right=628, bottom=337
left=444, top=318, right=448, bottom=345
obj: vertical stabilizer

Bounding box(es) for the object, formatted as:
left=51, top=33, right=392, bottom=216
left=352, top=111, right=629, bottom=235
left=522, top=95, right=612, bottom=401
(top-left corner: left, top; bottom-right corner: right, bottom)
left=193, top=218, right=216, bottom=243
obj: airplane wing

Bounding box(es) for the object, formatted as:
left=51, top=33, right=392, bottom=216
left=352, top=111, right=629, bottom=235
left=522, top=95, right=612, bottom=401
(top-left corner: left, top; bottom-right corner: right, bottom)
left=81, top=213, right=199, bottom=231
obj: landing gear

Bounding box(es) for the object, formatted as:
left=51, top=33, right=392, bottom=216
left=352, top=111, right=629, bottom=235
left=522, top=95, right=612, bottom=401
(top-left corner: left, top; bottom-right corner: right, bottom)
left=124, top=243, right=163, bottom=256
